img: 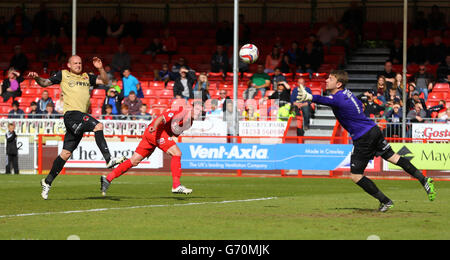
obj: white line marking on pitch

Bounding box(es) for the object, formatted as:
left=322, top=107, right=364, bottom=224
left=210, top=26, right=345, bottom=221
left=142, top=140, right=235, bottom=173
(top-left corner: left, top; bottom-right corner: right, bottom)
left=0, top=197, right=277, bottom=219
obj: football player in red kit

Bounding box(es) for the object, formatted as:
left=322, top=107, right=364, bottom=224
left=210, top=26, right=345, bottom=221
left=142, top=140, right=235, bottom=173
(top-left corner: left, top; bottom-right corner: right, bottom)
left=100, top=105, right=198, bottom=195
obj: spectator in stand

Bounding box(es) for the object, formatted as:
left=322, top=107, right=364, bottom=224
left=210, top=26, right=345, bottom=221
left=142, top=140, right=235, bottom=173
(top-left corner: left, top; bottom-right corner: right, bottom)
left=171, top=57, right=191, bottom=75
left=412, top=11, right=428, bottom=33
left=407, top=36, right=427, bottom=64
left=153, top=63, right=174, bottom=83
left=244, top=64, right=270, bottom=100
left=42, top=103, right=60, bottom=119
left=137, top=104, right=151, bottom=121
left=124, top=13, right=142, bottom=40
left=438, top=107, right=450, bottom=123
left=406, top=91, right=427, bottom=112
left=43, top=35, right=64, bottom=62
left=193, top=72, right=210, bottom=102
left=44, top=11, right=59, bottom=37
left=265, top=81, right=291, bottom=107
left=58, top=12, right=72, bottom=38
left=28, top=101, right=42, bottom=119
left=428, top=5, right=446, bottom=31
left=359, top=90, right=384, bottom=118
left=392, top=73, right=405, bottom=97
left=427, top=35, right=447, bottom=65
left=102, top=87, right=122, bottom=116
left=340, top=1, right=364, bottom=43
left=5, top=123, right=19, bottom=174
left=8, top=100, right=25, bottom=119
left=211, top=45, right=229, bottom=74
left=111, top=44, right=131, bottom=73
left=223, top=100, right=238, bottom=141
left=54, top=93, right=64, bottom=114
left=9, top=45, right=28, bottom=74
left=7, top=6, right=32, bottom=38
left=122, top=91, right=142, bottom=116
left=109, top=78, right=122, bottom=94
left=143, top=37, right=163, bottom=57
left=436, top=55, right=450, bottom=82
left=107, top=14, right=125, bottom=39
left=298, top=42, right=321, bottom=76
left=335, top=23, right=351, bottom=51
left=279, top=54, right=294, bottom=74
left=87, top=11, right=108, bottom=39
left=205, top=99, right=224, bottom=121
left=271, top=67, right=287, bottom=89
left=389, top=39, right=403, bottom=65
left=286, top=41, right=302, bottom=70
left=407, top=103, right=427, bottom=123
left=218, top=89, right=231, bottom=111
left=291, top=77, right=312, bottom=130
left=308, top=34, right=324, bottom=62
left=375, top=75, right=388, bottom=104
left=33, top=3, right=49, bottom=37
left=173, top=66, right=195, bottom=100
left=242, top=105, right=260, bottom=121
left=377, top=60, right=396, bottom=89
left=1, top=68, right=23, bottom=102
left=410, top=64, right=434, bottom=101
left=117, top=104, right=132, bottom=121
left=37, top=90, right=54, bottom=113
left=385, top=103, right=403, bottom=137
left=317, top=18, right=339, bottom=48
left=238, top=14, right=251, bottom=45
left=216, top=20, right=233, bottom=47
left=103, top=104, right=114, bottom=120
left=264, top=47, right=283, bottom=74
left=161, top=28, right=177, bottom=56
left=122, top=69, right=141, bottom=98
left=386, top=88, right=403, bottom=107
left=429, top=100, right=447, bottom=120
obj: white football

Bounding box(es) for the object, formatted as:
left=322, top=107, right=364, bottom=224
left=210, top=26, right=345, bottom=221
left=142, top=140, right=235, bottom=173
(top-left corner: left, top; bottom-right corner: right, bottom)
left=239, top=44, right=259, bottom=64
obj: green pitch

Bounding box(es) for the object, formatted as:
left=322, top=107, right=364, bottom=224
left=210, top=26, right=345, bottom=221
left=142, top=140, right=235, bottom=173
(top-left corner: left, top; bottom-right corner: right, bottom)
left=0, top=174, right=449, bottom=240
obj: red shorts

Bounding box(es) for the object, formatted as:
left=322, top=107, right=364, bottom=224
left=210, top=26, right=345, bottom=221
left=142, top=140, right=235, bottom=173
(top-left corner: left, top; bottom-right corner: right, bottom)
left=135, top=130, right=177, bottom=158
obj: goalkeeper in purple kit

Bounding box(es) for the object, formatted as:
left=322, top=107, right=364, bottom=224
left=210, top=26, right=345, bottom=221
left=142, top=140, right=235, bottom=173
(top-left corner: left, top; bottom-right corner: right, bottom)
left=296, top=70, right=436, bottom=212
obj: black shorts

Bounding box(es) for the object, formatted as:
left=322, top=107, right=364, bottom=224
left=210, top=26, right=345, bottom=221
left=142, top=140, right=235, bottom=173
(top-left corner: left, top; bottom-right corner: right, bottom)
left=351, top=126, right=395, bottom=174
left=62, top=111, right=100, bottom=152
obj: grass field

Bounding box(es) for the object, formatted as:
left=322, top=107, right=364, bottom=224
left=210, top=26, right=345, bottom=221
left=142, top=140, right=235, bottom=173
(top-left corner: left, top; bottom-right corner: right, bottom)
left=0, top=174, right=449, bottom=240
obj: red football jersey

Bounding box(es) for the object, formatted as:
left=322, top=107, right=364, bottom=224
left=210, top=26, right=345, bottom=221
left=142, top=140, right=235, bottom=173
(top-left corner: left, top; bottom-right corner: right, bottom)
left=148, top=107, right=193, bottom=137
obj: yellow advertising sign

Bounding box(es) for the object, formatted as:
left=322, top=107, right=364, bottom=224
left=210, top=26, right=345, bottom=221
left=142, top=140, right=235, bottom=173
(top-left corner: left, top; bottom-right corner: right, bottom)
left=389, top=143, right=450, bottom=170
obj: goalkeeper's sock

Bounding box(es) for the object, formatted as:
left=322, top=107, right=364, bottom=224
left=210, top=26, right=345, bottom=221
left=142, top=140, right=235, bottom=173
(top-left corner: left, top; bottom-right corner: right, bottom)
left=95, top=130, right=111, bottom=164
left=171, top=156, right=182, bottom=189
left=395, top=157, right=426, bottom=185
left=106, top=159, right=133, bottom=183
left=356, top=176, right=391, bottom=204
left=45, top=156, right=67, bottom=185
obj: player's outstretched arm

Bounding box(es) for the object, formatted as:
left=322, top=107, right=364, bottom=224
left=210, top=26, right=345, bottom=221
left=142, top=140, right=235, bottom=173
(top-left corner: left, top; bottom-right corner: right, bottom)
left=93, top=57, right=109, bottom=86
left=27, top=72, right=52, bottom=88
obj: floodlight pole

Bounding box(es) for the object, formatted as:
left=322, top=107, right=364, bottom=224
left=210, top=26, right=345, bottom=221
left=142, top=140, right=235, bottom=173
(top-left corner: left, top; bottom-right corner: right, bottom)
left=232, top=0, right=239, bottom=138
left=72, top=0, right=77, bottom=55
left=401, top=0, right=408, bottom=139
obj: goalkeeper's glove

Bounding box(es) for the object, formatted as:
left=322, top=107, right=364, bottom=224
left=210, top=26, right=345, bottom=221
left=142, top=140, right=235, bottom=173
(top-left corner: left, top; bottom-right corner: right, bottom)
left=296, top=86, right=313, bottom=102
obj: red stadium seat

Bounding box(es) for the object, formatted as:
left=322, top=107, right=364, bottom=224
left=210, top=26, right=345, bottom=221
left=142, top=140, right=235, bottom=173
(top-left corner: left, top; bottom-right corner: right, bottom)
left=148, top=81, right=165, bottom=89
left=158, top=89, right=173, bottom=99
left=433, top=83, right=449, bottom=91
left=92, top=89, right=106, bottom=98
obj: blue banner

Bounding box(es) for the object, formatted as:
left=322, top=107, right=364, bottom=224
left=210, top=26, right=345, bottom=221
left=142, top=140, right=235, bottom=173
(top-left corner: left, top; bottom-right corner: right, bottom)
left=178, top=143, right=353, bottom=170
